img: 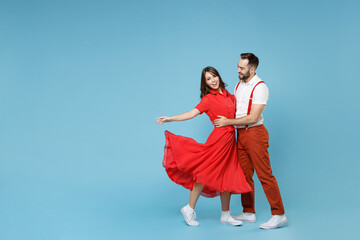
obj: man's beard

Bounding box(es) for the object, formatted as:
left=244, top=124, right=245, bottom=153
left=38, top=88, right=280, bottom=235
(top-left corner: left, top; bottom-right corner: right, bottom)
left=239, top=70, right=251, bottom=81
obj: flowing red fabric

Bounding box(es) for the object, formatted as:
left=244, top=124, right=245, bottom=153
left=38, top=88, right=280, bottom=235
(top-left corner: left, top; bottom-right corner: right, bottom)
left=162, top=89, right=252, bottom=198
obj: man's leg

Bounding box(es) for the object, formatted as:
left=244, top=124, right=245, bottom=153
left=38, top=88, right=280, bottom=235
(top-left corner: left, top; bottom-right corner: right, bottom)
left=237, top=129, right=255, bottom=213
left=246, top=125, right=285, bottom=215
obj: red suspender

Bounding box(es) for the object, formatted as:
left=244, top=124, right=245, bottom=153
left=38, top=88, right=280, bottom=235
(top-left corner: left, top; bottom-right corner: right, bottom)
left=245, top=81, right=265, bottom=128
left=235, top=82, right=241, bottom=92
left=235, top=82, right=241, bottom=109
left=247, top=81, right=265, bottom=115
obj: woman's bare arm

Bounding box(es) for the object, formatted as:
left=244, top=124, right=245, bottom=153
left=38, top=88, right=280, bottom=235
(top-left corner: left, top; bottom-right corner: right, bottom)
left=156, top=108, right=201, bottom=125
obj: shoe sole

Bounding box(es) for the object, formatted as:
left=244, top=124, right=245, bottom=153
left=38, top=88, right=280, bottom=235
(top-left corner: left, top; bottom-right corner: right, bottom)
left=233, top=217, right=256, bottom=223
left=259, top=219, right=288, bottom=229
left=233, top=218, right=256, bottom=223
left=220, top=220, right=243, bottom=226
left=181, top=208, right=199, bottom=227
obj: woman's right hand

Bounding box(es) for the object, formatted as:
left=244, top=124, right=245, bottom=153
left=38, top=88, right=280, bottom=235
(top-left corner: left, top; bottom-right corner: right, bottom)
left=156, top=116, right=173, bottom=125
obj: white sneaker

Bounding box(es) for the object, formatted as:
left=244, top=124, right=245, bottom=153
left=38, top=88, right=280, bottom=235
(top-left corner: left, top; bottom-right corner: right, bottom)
left=220, top=211, right=243, bottom=226
left=181, top=205, right=199, bottom=226
left=259, top=214, right=287, bottom=229
left=233, top=212, right=256, bottom=223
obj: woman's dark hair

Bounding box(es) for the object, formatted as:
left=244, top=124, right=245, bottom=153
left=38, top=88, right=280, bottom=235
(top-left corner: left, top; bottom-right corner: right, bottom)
left=200, top=66, right=227, bottom=98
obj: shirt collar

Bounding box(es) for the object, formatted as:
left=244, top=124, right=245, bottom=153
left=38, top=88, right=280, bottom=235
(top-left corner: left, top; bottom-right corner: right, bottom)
left=210, top=88, right=227, bottom=96
left=244, top=74, right=258, bottom=86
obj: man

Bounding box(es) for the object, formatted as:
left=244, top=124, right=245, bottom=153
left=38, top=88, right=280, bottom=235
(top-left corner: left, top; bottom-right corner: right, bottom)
left=214, top=53, right=287, bottom=229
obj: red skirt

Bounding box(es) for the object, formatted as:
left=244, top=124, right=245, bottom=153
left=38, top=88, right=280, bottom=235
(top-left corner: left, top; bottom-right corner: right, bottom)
left=163, top=128, right=251, bottom=198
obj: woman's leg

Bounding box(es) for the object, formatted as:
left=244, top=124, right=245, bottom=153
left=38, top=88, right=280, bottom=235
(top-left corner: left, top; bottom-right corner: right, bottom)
left=219, top=191, right=243, bottom=226
left=182, top=182, right=203, bottom=226
left=220, top=191, right=230, bottom=211
left=189, top=182, right=204, bottom=209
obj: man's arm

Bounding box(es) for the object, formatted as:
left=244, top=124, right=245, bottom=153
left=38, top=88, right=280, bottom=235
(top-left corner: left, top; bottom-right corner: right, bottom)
left=214, top=104, right=266, bottom=127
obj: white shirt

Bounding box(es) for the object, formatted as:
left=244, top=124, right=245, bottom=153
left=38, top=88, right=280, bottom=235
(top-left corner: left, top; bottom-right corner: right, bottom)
left=234, top=74, right=269, bottom=128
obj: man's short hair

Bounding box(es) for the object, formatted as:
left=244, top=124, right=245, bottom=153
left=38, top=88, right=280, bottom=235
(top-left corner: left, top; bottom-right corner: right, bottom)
left=241, top=53, right=259, bottom=69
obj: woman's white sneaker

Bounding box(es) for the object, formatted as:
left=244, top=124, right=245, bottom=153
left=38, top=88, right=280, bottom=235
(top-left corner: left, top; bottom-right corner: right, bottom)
left=259, top=214, right=287, bottom=229
left=233, top=212, right=256, bottom=223
left=220, top=211, right=243, bottom=226
left=181, top=205, right=199, bottom=226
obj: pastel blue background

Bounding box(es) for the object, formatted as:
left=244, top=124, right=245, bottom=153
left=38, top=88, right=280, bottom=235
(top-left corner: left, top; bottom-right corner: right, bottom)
left=1, top=0, right=359, bottom=239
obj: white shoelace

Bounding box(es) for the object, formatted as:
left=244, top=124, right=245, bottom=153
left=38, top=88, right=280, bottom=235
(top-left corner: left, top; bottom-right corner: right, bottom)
left=189, top=211, right=196, bottom=221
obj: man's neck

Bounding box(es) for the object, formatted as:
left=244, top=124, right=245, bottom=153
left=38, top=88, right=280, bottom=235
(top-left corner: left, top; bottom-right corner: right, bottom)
left=244, top=73, right=256, bottom=83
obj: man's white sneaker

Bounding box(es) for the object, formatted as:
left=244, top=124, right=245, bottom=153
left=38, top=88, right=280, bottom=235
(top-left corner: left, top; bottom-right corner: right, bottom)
left=220, top=211, right=243, bottom=226
left=233, top=212, right=256, bottom=223
left=259, top=214, right=287, bottom=229
left=181, top=205, right=199, bottom=226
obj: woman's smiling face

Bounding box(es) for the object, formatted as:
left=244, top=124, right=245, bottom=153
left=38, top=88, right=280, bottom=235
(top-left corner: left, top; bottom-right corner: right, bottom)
left=205, top=71, right=220, bottom=90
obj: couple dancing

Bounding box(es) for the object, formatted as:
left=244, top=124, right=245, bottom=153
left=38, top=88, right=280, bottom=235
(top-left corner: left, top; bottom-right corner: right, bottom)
left=156, top=53, right=287, bottom=229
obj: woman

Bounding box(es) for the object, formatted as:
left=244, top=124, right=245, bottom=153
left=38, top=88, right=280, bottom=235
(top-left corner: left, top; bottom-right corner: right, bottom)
left=156, top=66, right=251, bottom=227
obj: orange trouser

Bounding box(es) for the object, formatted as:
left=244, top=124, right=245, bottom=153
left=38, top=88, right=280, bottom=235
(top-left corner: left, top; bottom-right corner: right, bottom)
left=237, top=124, right=285, bottom=215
